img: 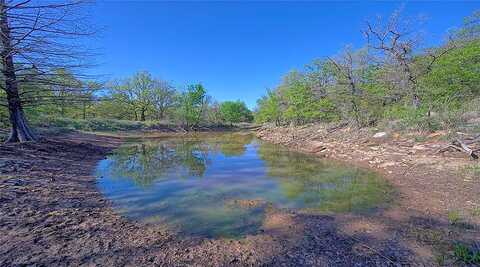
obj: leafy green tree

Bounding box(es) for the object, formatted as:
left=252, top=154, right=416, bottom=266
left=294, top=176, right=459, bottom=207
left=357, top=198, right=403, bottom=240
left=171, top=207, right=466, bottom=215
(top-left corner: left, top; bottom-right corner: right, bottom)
left=204, top=100, right=223, bottom=125
left=421, top=39, right=480, bottom=111
left=283, top=82, right=323, bottom=125
left=177, top=84, right=207, bottom=128
left=150, top=79, right=176, bottom=120
left=219, top=100, right=253, bottom=125
left=255, top=90, right=282, bottom=125
left=110, top=71, right=154, bottom=121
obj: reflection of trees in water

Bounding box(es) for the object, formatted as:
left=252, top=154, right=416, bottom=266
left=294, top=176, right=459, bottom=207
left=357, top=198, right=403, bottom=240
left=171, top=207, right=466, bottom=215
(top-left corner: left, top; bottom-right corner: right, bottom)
left=217, top=133, right=254, bottom=157
left=257, top=144, right=392, bottom=213
left=106, top=133, right=255, bottom=187
left=107, top=139, right=210, bottom=187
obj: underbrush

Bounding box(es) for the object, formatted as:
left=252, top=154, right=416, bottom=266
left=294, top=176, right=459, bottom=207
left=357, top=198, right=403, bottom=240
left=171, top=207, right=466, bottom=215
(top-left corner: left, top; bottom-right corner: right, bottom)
left=453, top=244, right=480, bottom=265
left=0, top=115, right=240, bottom=140
left=379, top=99, right=480, bottom=134
left=31, top=116, right=167, bottom=132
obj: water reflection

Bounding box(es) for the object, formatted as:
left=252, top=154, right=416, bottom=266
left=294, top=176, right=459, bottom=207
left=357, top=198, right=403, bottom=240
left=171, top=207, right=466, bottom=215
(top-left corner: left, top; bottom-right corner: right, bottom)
left=96, top=133, right=392, bottom=238
left=257, top=144, right=392, bottom=213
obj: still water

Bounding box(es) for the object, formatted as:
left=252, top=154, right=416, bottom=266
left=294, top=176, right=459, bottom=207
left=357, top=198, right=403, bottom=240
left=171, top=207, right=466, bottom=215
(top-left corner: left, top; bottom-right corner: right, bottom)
left=96, top=133, right=392, bottom=238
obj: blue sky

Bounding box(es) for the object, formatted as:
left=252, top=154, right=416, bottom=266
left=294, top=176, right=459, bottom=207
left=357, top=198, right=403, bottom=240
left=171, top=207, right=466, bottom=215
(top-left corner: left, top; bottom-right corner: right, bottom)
left=89, top=1, right=478, bottom=108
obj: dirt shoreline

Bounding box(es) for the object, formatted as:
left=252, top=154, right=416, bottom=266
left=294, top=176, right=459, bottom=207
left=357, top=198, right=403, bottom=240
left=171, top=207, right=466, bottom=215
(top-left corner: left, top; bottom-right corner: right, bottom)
left=257, top=125, right=480, bottom=264
left=1, top=129, right=478, bottom=266
left=256, top=125, right=479, bottom=219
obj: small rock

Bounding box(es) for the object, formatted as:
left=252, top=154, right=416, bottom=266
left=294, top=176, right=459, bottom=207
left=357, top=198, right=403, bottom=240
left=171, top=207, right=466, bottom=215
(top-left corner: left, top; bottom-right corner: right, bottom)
left=379, top=162, right=396, bottom=168
left=373, top=132, right=388, bottom=138
left=412, top=145, right=428, bottom=150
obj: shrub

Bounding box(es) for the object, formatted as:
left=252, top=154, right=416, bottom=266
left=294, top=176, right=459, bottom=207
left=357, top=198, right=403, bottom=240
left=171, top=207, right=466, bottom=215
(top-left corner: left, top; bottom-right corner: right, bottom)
left=447, top=210, right=462, bottom=225
left=31, top=116, right=147, bottom=132
left=453, top=244, right=480, bottom=265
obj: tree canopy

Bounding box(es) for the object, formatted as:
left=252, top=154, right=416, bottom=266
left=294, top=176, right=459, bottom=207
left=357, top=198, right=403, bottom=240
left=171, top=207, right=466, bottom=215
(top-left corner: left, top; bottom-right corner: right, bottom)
left=219, top=101, right=253, bottom=124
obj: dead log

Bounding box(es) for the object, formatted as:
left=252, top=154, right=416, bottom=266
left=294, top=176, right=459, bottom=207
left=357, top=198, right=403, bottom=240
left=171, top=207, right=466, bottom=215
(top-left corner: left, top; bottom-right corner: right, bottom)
left=454, top=138, right=478, bottom=159
left=465, top=134, right=480, bottom=145
left=436, top=134, right=479, bottom=160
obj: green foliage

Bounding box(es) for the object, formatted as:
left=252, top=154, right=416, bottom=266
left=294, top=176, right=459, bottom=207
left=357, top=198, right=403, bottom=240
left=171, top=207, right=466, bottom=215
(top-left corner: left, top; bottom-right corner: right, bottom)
left=177, top=84, right=207, bottom=128
left=219, top=100, right=253, bottom=124
left=32, top=116, right=148, bottom=131
left=283, top=82, right=337, bottom=124
left=453, top=244, right=480, bottom=265
left=421, top=40, right=480, bottom=110
left=256, top=143, right=393, bottom=213
left=255, top=69, right=339, bottom=126
left=0, top=69, right=245, bottom=133
left=447, top=210, right=462, bottom=225
left=472, top=207, right=480, bottom=217
left=254, top=11, right=480, bottom=132
left=110, top=71, right=157, bottom=121
left=255, top=90, right=282, bottom=125
left=0, top=90, right=8, bottom=127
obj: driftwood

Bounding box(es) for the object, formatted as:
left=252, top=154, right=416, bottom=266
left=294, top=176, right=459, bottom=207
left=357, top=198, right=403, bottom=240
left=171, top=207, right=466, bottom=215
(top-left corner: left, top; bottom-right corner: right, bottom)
left=465, top=134, right=480, bottom=145
left=437, top=134, right=479, bottom=160
left=455, top=138, right=479, bottom=159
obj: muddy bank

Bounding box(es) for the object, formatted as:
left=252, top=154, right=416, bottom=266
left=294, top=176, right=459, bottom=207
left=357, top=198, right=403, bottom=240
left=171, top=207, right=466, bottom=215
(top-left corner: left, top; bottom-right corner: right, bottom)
left=256, top=125, right=480, bottom=219
left=257, top=124, right=480, bottom=263
left=0, top=130, right=478, bottom=266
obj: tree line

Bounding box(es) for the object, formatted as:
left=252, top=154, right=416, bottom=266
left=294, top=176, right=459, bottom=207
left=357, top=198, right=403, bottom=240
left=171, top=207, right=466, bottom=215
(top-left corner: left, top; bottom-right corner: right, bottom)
left=88, top=71, right=252, bottom=128
left=1, top=69, right=254, bottom=132
left=255, top=10, right=480, bottom=132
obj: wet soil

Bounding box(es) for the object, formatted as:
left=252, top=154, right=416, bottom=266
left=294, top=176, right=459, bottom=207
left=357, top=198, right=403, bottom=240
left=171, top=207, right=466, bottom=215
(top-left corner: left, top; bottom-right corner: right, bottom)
left=0, top=130, right=478, bottom=266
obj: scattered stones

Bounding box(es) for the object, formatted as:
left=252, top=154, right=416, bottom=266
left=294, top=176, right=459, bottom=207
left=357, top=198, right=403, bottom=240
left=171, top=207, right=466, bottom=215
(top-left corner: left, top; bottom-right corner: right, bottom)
left=379, top=162, right=396, bottom=168
left=373, top=132, right=388, bottom=138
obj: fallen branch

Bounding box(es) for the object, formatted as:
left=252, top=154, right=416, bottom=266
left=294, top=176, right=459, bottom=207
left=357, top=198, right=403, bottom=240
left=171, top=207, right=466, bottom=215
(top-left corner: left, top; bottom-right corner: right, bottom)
left=454, top=138, right=478, bottom=159
left=437, top=136, right=479, bottom=160
left=465, top=134, right=480, bottom=145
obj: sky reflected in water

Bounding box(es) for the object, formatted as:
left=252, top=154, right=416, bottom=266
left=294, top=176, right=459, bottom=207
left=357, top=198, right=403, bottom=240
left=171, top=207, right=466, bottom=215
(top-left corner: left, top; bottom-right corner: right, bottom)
left=96, top=133, right=392, bottom=238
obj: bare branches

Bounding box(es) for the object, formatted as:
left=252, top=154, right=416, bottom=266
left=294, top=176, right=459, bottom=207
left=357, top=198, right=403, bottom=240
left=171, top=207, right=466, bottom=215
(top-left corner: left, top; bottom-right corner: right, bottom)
left=1, top=0, right=97, bottom=105
left=363, top=8, right=450, bottom=109
left=2, top=0, right=95, bottom=85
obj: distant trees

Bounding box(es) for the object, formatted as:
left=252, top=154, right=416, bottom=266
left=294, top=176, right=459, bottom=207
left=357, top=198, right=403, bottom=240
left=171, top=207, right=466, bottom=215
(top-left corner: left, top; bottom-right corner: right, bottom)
left=150, top=79, right=176, bottom=120
left=12, top=67, right=256, bottom=129
left=256, top=69, right=337, bottom=126
left=111, top=71, right=158, bottom=121
left=0, top=0, right=94, bottom=142
left=219, top=100, right=253, bottom=125
left=177, top=84, right=207, bottom=129
left=255, top=90, right=282, bottom=125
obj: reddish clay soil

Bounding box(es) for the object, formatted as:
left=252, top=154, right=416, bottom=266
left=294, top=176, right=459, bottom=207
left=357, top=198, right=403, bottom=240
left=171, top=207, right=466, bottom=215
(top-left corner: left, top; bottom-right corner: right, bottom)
left=0, top=130, right=478, bottom=266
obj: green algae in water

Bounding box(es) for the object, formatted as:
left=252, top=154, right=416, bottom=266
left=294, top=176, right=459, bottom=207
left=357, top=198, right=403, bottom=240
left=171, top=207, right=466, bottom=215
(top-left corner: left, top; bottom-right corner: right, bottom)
left=96, top=133, right=393, bottom=238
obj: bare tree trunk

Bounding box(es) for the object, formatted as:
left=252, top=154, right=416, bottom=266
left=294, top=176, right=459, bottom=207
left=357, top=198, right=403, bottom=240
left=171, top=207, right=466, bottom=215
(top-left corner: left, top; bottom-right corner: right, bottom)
left=60, top=99, right=65, bottom=117
left=1, top=1, right=36, bottom=143
left=82, top=101, right=87, bottom=120
left=159, top=108, right=165, bottom=120
left=140, top=108, right=146, bottom=121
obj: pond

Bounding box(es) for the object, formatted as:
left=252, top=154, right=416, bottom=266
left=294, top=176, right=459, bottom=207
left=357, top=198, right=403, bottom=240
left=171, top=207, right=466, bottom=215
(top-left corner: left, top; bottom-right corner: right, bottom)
left=96, top=133, right=393, bottom=238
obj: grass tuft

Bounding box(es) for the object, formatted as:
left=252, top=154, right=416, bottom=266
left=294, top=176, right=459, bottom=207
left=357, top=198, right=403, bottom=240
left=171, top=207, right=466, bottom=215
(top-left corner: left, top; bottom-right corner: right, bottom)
left=453, top=244, right=480, bottom=265
left=447, top=210, right=462, bottom=225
